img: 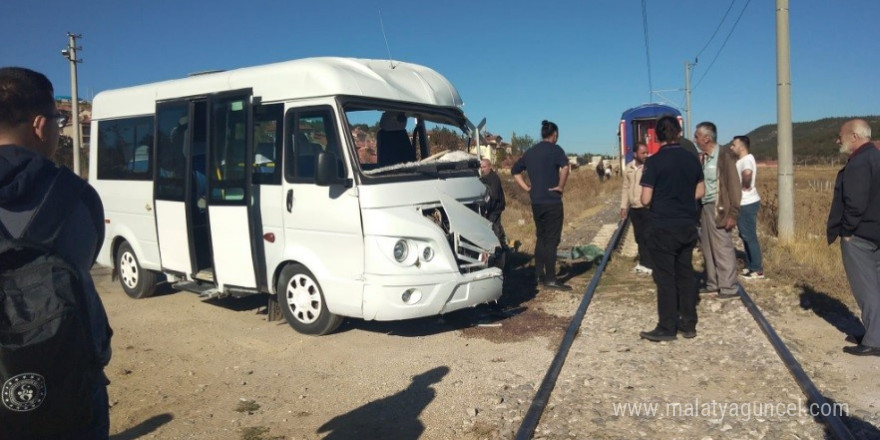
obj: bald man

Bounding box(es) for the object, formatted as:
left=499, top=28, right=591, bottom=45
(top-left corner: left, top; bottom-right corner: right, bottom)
left=479, top=158, right=507, bottom=249
left=827, top=119, right=880, bottom=357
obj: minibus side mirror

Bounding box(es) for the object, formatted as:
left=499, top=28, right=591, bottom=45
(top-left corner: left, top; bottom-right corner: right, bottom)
left=315, top=151, right=348, bottom=187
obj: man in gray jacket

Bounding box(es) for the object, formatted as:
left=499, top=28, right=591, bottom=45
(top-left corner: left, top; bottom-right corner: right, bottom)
left=694, top=121, right=741, bottom=300
left=0, top=66, right=112, bottom=439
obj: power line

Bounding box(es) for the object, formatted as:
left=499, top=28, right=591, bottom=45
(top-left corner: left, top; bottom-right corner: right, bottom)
left=693, top=0, right=753, bottom=91
left=641, top=0, right=653, bottom=102
left=695, top=0, right=738, bottom=61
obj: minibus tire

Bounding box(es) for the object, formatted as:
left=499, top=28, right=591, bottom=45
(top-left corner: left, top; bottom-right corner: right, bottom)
left=277, top=264, right=342, bottom=335
left=117, top=241, right=158, bottom=299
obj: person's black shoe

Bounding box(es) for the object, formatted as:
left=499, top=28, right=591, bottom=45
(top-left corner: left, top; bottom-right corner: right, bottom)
left=678, top=329, right=697, bottom=339
left=699, top=287, right=718, bottom=295
left=543, top=281, right=572, bottom=291
left=716, top=291, right=740, bottom=300
left=639, top=327, right=677, bottom=342
left=842, top=344, right=880, bottom=357
left=844, top=334, right=864, bottom=345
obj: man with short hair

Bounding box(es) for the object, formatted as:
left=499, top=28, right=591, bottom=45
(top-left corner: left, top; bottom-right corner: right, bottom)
left=639, top=116, right=705, bottom=341
left=479, top=158, right=507, bottom=248
left=731, top=135, right=763, bottom=279
left=621, top=142, right=653, bottom=275
left=0, top=66, right=112, bottom=438
left=694, top=121, right=741, bottom=299
left=827, top=119, right=880, bottom=357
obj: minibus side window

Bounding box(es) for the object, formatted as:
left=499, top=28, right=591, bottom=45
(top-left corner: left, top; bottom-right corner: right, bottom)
left=96, top=116, right=154, bottom=181
left=285, top=108, right=345, bottom=182
left=253, top=103, right=284, bottom=185
left=156, top=104, right=190, bottom=200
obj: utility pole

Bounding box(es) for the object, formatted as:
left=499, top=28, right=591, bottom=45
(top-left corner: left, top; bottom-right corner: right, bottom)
left=776, top=0, right=794, bottom=241
left=62, top=33, right=83, bottom=177
left=684, top=60, right=695, bottom=139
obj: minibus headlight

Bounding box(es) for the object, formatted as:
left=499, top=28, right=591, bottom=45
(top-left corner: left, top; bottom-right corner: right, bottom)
left=422, top=246, right=434, bottom=262
left=393, top=240, right=408, bottom=262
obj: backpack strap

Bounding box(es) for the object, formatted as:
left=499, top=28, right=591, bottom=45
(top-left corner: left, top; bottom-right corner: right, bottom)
left=19, top=168, right=86, bottom=245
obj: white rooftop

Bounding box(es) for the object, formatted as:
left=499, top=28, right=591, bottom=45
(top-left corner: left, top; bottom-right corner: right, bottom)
left=92, top=57, right=463, bottom=119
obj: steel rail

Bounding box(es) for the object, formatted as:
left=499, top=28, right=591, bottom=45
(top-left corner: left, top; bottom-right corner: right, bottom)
left=514, top=216, right=857, bottom=440
left=515, top=218, right=628, bottom=440
left=737, top=287, right=856, bottom=440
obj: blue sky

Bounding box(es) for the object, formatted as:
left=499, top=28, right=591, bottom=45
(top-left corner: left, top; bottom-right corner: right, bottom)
left=3, top=0, right=877, bottom=155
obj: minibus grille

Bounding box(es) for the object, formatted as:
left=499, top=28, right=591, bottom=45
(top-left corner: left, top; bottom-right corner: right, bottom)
left=421, top=205, right=489, bottom=273
left=455, top=233, right=488, bottom=273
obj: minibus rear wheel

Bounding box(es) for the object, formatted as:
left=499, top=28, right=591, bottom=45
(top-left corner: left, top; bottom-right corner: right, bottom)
left=277, top=264, right=342, bottom=335
left=117, top=241, right=158, bottom=299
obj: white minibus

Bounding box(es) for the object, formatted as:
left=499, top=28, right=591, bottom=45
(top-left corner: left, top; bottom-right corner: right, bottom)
left=89, top=57, right=503, bottom=335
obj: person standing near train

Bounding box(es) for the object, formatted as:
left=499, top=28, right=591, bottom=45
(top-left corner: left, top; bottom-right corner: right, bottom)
left=621, top=142, right=653, bottom=275
left=638, top=116, right=704, bottom=341
left=694, top=121, right=741, bottom=300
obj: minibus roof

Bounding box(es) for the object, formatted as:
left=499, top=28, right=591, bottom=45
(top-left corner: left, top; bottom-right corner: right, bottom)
left=92, top=57, right=463, bottom=119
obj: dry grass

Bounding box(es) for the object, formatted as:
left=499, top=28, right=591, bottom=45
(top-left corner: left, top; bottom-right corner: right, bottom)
left=496, top=163, right=850, bottom=302
left=497, top=166, right=608, bottom=253
left=754, top=166, right=850, bottom=300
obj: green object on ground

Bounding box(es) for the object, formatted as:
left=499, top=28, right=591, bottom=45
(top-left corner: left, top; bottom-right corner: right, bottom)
left=558, top=244, right=604, bottom=261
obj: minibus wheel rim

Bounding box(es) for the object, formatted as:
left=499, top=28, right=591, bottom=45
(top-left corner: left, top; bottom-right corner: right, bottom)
left=285, top=274, right=322, bottom=324
left=120, top=251, right=139, bottom=289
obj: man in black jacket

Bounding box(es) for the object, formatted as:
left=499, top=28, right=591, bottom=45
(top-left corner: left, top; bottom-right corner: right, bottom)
left=479, top=158, right=507, bottom=247
left=0, top=66, right=112, bottom=438
left=827, top=119, right=880, bottom=357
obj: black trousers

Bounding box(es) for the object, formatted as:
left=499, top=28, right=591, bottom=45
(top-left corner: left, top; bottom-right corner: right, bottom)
left=629, top=207, right=654, bottom=269
left=532, top=203, right=564, bottom=282
left=487, top=212, right=508, bottom=249
left=648, top=225, right=699, bottom=333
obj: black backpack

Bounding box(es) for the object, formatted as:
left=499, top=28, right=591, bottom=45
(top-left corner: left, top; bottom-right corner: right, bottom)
left=0, top=169, right=101, bottom=438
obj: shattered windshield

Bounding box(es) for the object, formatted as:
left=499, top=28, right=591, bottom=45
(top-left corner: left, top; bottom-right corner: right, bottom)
left=345, top=106, right=479, bottom=177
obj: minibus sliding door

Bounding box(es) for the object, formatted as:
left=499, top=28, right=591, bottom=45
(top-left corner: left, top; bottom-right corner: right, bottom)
left=205, top=92, right=259, bottom=290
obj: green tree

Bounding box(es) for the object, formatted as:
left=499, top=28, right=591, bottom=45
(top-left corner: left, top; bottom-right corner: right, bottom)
left=52, top=135, right=74, bottom=168
left=509, top=131, right=535, bottom=155
left=427, top=127, right=466, bottom=155
left=494, top=147, right=507, bottom=167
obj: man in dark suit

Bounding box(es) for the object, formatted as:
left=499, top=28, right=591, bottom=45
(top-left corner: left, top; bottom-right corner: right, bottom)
left=827, top=119, right=880, bottom=357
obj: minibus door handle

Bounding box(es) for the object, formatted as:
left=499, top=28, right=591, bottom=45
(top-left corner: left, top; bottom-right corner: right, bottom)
left=286, top=189, right=293, bottom=212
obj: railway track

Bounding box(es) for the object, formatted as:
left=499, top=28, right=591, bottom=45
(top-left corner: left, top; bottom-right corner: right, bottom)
left=514, top=217, right=857, bottom=440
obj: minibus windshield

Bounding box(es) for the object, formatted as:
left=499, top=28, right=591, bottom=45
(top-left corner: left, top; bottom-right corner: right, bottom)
left=344, top=106, right=479, bottom=178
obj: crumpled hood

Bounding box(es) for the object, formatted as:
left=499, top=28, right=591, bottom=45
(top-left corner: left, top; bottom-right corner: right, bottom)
left=0, top=145, right=55, bottom=206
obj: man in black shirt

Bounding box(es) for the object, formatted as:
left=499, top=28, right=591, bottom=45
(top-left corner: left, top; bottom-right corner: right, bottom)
left=512, top=120, right=571, bottom=291
left=639, top=116, right=705, bottom=341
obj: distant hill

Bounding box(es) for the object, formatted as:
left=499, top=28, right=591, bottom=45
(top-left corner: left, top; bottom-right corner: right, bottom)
left=745, top=115, right=880, bottom=164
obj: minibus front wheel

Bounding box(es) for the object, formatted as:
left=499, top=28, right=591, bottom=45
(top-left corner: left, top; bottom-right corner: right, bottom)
left=277, top=263, right=343, bottom=335
left=116, top=241, right=158, bottom=299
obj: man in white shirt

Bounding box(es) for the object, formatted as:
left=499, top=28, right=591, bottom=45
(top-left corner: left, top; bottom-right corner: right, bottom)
left=731, top=135, right=763, bottom=279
